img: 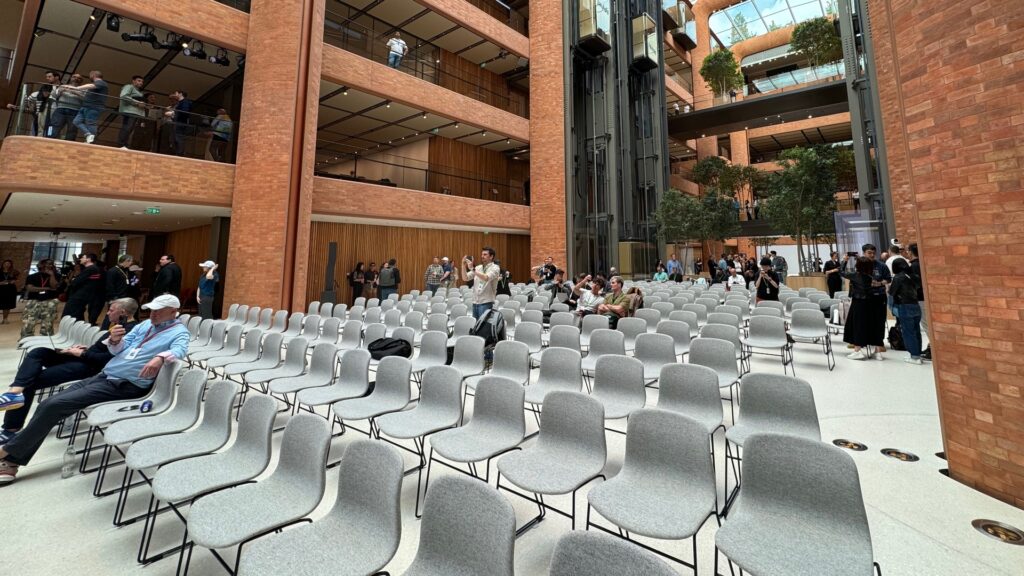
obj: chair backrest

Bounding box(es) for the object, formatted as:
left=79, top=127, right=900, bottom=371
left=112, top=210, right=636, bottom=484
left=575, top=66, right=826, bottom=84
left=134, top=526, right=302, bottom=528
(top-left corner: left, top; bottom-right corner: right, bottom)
left=411, top=475, right=516, bottom=576
left=363, top=307, right=382, bottom=324
left=318, top=302, right=334, bottom=318
left=221, top=324, right=244, bottom=352
left=738, top=373, right=821, bottom=439
left=451, top=315, right=476, bottom=338
left=699, top=323, right=742, bottom=352
left=537, top=347, right=583, bottom=391
left=259, top=332, right=285, bottom=360
left=547, top=311, right=573, bottom=328
left=549, top=530, right=677, bottom=576
left=347, top=305, right=365, bottom=321
left=267, top=310, right=289, bottom=333
left=521, top=309, right=544, bottom=325
left=339, top=319, right=362, bottom=347
left=362, top=323, right=387, bottom=347
left=751, top=307, right=782, bottom=318
left=224, top=303, right=239, bottom=323
left=383, top=309, right=402, bottom=329
left=366, top=298, right=380, bottom=308
left=451, top=335, right=485, bottom=376
left=491, top=340, right=530, bottom=383
left=230, top=394, right=277, bottom=473
left=657, top=363, right=723, bottom=425
left=396, top=300, right=412, bottom=314
left=588, top=328, right=626, bottom=358
left=669, top=296, right=691, bottom=310
left=513, top=320, right=543, bottom=349
left=413, top=302, right=429, bottom=314
left=621, top=408, right=716, bottom=509
left=716, top=304, right=744, bottom=318
left=547, top=325, right=581, bottom=353
left=634, top=308, right=661, bottom=331
left=651, top=301, right=675, bottom=319
left=471, top=376, right=526, bottom=438
left=756, top=300, right=785, bottom=313
left=282, top=312, right=304, bottom=335
left=372, top=356, right=413, bottom=405
left=308, top=342, right=339, bottom=378
left=689, top=337, right=739, bottom=380
left=403, top=311, right=425, bottom=332
left=791, top=301, right=821, bottom=314
left=682, top=303, right=708, bottom=322
left=592, top=355, right=645, bottom=406
left=332, top=304, right=349, bottom=321
left=196, top=380, right=240, bottom=446
left=633, top=332, right=677, bottom=366
left=748, top=315, right=788, bottom=343
left=231, top=304, right=249, bottom=324
left=244, top=306, right=262, bottom=327
left=616, top=317, right=647, bottom=344
left=338, top=349, right=371, bottom=394
left=300, top=315, right=322, bottom=338
left=353, top=297, right=366, bottom=307
left=282, top=337, right=310, bottom=369
left=329, top=439, right=403, bottom=557
left=580, top=313, right=609, bottom=337
left=256, top=308, right=273, bottom=329
left=417, top=330, right=448, bottom=364
left=498, top=307, right=517, bottom=330
left=317, top=317, right=341, bottom=341
left=536, top=391, right=606, bottom=464
left=391, top=326, right=415, bottom=347
left=449, top=303, right=468, bottom=319
left=186, top=316, right=202, bottom=338
left=271, top=414, right=331, bottom=512
left=166, top=368, right=207, bottom=424
left=656, top=319, right=691, bottom=354
left=426, top=313, right=448, bottom=333
left=198, top=321, right=228, bottom=351
left=696, top=297, right=720, bottom=311
left=307, top=301, right=320, bottom=315
left=417, top=365, right=464, bottom=423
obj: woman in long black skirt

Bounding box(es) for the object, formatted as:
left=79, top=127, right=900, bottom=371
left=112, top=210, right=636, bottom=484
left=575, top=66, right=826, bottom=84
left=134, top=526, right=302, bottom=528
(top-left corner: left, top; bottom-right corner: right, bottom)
left=0, top=260, right=20, bottom=324
left=843, top=257, right=884, bottom=360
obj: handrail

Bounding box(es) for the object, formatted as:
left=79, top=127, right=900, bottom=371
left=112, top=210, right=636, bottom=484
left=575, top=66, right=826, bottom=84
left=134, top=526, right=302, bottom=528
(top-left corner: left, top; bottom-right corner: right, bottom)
left=323, top=6, right=528, bottom=118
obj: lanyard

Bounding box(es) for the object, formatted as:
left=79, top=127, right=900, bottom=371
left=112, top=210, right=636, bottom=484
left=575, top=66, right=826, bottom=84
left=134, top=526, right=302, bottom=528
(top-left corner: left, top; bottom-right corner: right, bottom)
left=132, top=321, right=178, bottom=349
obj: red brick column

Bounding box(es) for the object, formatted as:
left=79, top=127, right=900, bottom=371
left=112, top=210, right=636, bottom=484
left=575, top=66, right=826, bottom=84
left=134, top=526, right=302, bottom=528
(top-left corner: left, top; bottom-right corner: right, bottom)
left=870, top=0, right=1024, bottom=508
left=528, top=0, right=566, bottom=266
left=223, top=0, right=324, bottom=311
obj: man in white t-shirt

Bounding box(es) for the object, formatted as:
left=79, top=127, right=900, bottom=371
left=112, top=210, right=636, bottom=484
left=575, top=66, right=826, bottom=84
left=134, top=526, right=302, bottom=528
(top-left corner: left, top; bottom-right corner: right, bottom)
left=462, top=247, right=500, bottom=319
left=885, top=243, right=908, bottom=274
left=571, top=275, right=606, bottom=317
left=386, top=32, right=408, bottom=69
left=725, top=267, right=745, bottom=289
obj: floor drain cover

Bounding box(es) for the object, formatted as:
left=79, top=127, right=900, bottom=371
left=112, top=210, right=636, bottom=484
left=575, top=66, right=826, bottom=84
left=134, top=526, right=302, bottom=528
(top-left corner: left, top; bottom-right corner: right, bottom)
left=833, top=439, right=867, bottom=451
left=972, top=519, right=1024, bottom=545
left=881, top=448, right=919, bottom=462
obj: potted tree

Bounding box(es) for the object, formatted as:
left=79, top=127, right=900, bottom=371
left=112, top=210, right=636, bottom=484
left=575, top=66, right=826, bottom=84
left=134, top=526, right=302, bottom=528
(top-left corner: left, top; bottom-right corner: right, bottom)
left=790, top=16, right=843, bottom=70
left=699, top=48, right=744, bottom=101
left=655, top=187, right=740, bottom=279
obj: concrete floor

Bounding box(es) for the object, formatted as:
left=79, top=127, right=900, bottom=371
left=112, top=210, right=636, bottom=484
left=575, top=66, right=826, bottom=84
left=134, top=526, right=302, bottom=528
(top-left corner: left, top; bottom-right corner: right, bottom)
left=1, top=313, right=1023, bottom=576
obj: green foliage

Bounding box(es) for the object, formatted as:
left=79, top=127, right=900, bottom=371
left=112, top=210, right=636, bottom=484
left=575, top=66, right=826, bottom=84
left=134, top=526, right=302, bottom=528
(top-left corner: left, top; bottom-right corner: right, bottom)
left=767, top=20, right=781, bottom=32
left=656, top=188, right=740, bottom=246
left=690, top=156, right=762, bottom=198
left=791, top=17, right=843, bottom=69
left=700, top=49, right=744, bottom=97
left=729, top=14, right=753, bottom=44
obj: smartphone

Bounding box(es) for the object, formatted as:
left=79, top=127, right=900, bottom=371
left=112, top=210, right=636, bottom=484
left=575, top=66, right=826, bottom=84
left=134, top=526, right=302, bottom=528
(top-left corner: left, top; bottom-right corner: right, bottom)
left=118, top=315, right=129, bottom=328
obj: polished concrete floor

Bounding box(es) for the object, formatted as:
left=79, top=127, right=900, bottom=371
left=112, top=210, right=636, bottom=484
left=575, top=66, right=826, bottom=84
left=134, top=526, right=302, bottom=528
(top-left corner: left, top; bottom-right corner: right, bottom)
left=1, top=313, right=1023, bottom=576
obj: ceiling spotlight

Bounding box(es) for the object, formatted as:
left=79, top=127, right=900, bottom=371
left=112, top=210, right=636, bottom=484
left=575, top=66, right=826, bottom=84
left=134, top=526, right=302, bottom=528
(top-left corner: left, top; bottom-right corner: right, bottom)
left=498, top=49, right=509, bottom=59
left=341, top=87, right=348, bottom=95
left=90, top=14, right=96, bottom=21
left=421, top=112, right=427, bottom=119
left=505, top=138, right=510, bottom=144
left=209, top=48, right=230, bottom=66
left=481, top=131, right=487, bottom=136
left=152, top=32, right=181, bottom=50
left=183, top=40, right=207, bottom=60
left=453, top=122, right=459, bottom=128
left=385, top=101, right=391, bottom=108
left=122, top=24, right=156, bottom=44
left=106, top=14, right=120, bottom=32
left=33, top=28, right=45, bottom=38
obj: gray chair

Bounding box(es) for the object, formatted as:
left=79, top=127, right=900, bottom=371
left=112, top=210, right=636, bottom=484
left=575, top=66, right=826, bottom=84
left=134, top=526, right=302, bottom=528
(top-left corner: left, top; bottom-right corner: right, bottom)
left=284, top=314, right=321, bottom=346
left=755, top=300, right=785, bottom=314
left=651, top=301, right=675, bottom=319
left=118, top=381, right=239, bottom=526
left=527, top=347, right=583, bottom=406
left=278, top=312, right=305, bottom=340
left=269, top=342, right=338, bottom=412
left=377, top=365, right=463, bottom=513
left=499, top=307, right=517, bottom=336
left=246, top=337, right=309, bottom=393
left=410, top=331, right=448, bottom=383
left=222, top=332, right=284, bottom=384
left=244, top=308, right=274, bottom=335
left=449, top=335, right=486, bottom=380
left=707, top=312, right=741, bottom=330
left=425, top=313, right=448, bottom=334
left=587, top=409, right=717, bottom=571
left=306, top=317, right=340, bottom=347
left=633, top=332, right=677, bottom=383
left=238, top=440, right=403, bottom=576
left=366, top=297, right=380, bottom=308
left=589, top=355, right=646, bottom=421
left=669, top=296, right=691, bottom=310
left=185, top=316, right=203, bottom=340
left=497, top=391, right=606, bottom=532
left=383, top=309, right=402, bottom=337
left=297, top=349, right=370, bottom=408
left=187, top=321, right=228, bottom=360
left=353, top=297, right=366, bottom=307
left=181, top=414, right=331, bottom=576
left=447, top=316, right=476, bottom=347
left=549, top=311, right=576, bottom=329
left=791, top=301, right=822, bottom=314
left=750, top=306, right=783, bottom=318
left=264, top=310, right=289, bottom=335
left=363, top=307, right=383, bottom=325
left=513, top=321, right=544, bottom=355
left=466, top=340, right=530, bottom=404
left=700, top=323, right=747, bottom=373
left=689, top=337, right=741, bottom=421
left=307, top=301, right=320, bottom=315
left=682, top=304, right=708, bottom=326
left=336, top=319, right=362, bottom=351
left=446, top=304, right=469, bottom=328
left=657, top=363, right=725, bottom=440
left=191, top=324, right=243, bottom=364
left=742, top=315, right=794, bottom=375
left=347, top=305, right=365, bottom=322
left=580, top=329, right=625, bottom=376
left=549, top=530, right=677, bottom=576
left=715, top=433, right=878, bottom=576
left=789, top=308, right=835, bottom=370
left=534, top=324, right=581, bottom=366
left=616, top=317, right=647, bottom=351
left=580, top=314, right=609, bottom=349
left=331, top=303, right=349, bottom=322
left=657, top=319, right=691, bottom=358
left=400, top=475, right=516, bottom=576
left=361, top=323, right=387, bottom=349
left=634, top=308, right=662, bottom=333
left=331, top=355, right=411, bottom=438
left=319, top=302, right=334, bottom=318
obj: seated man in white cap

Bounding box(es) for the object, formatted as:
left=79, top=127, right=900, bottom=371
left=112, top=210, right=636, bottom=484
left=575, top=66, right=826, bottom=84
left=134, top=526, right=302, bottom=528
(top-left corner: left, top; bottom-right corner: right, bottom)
left=0, top=294, right=190, bottom=485
left=197, top=260, right=219, bottom=319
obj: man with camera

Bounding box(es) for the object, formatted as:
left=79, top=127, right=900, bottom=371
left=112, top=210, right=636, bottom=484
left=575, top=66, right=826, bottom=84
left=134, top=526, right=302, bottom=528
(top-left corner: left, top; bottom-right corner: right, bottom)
left=463, top=248, right=501, bottom=319
left=0, top=295, right=188, bottom=485
left=571, top=275, right=606, bottom=318
left=531, top=257, right=558, bottom=286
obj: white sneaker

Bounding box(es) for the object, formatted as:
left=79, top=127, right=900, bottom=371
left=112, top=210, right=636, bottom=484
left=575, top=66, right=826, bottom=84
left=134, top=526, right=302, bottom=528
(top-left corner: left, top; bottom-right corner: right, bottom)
left=871, top=347, right=885, bottom=360
left=85, top=134, right=95, bottom=144
left=847, top=348, right=868, bottom=360
left=119, top=146, right=128, bottom=150
left=904, top=357, right=923, bottom=365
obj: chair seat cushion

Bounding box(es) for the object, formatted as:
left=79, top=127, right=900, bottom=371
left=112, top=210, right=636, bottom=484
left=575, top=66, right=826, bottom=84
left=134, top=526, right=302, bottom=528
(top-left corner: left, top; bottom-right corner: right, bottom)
left=431, top=426, right=521, bottom=463
left=186, top=479, right=321, bottom=549
left=269, top=374, right=332, bottom=395
left=239, top=515, right=397, bottom=576
left=125, top=431, right=226, bottom=471
left=377, top=409, right=458, bottom=440
left=331, top=397, right=408, bottom=422
left=589, top=472, right=715, bottom=539
left=742, top=336, right=787, bottom=348
left=497, top=446, right=604, bottom=495
left=296, top=384, right=366, bottom=407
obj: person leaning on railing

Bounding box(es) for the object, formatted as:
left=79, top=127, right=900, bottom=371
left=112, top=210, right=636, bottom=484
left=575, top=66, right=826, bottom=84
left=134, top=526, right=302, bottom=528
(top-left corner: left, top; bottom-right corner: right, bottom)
left=67, top=70, right=108, bottom=144
left=117, top=75, right=147, bottom=149
left=47, top=73, right=84, bottom=140
left=206, top=108, right=234, bottom=162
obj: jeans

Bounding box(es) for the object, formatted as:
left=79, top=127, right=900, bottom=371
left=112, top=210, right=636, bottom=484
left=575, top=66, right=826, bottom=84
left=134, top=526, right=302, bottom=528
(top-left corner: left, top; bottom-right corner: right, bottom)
left=2, top=374, right=147, bottom=466
left=472, top=302, right=493, bottom=320
left=379, top=287, right=397, bottom=301
left=5, top=349, right=100, bottom=431
left=426, top=284, right=439, bottom=295
left=894, top=303, right=923, bottom=358
left=72, top=107, right=101, bottom=137
left=388, top=52, right=403, bottom=68
left=117, top=115, right=140, bottom=147
left=47, top=107, right=79, bottom=140
left=173, top=125, right=189, bottom=155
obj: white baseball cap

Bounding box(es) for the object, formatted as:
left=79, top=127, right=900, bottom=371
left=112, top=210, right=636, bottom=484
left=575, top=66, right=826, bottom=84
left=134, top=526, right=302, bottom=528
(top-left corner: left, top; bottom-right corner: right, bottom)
left=127, top=264, right=143, bottom=272
left=199, top=260, right=216, bottom=268
left=142, top=294, right=181, bottom=310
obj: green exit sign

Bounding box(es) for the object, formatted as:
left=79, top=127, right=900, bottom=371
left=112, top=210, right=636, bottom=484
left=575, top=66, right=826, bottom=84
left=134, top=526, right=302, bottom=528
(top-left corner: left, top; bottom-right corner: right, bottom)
left=145, top=207, right=161, bottom=215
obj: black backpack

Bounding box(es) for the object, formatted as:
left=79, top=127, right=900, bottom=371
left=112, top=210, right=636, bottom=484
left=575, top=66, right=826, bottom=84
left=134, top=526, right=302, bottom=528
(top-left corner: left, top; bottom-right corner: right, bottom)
left=887, top=322, right=906, bottom=351
left=367, top=337, right=412, bottom=360
left=471, top=308, right=506, bottom=348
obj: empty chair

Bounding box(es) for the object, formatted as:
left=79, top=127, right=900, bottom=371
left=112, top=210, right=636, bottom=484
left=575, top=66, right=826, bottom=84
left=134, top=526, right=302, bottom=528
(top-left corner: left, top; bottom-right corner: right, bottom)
left=633, top=332, right=677, bottom=383
left=187, top=321, right=228, bottom=360
left=790, top=309, right=835, bottom=370
left=246, top=337, right=309, bottom=393
left=466, top=339, right=530, bottom=406
left=222, top=304, right=239, bottom=324
left=389, top=326, right=415, bottom=352
left=657, top=319, right=691, bottom=358
left=498, top=307, right=517, bottom=337
left=269, top=343, right=339, bottom=411
left=700, top=324, right=746, bottom=371
left=522, top=309, right=544, bottom=326
left=283, top=314, right=320, bottom=346
left=524, top=301, right=545, bottom=312
left=331, top=356, right=411, bottom=438
left=278, top=312, right=305, bottom=340
left=587, top=409, right=717, bottom=571
left=395, top=300, right=413, bottom=321
left=579, top=314, right=609, bottom=349
left=221, top=332, right=284, bottom=384
left=755, top=300, right=785, bottom=314
left=689, top=337, right=741, bottom=421
left=632, top=308, right=660, bottom=334
left=336, top=319, right=363, bottom=351
left=308, top=317, right=341, bottom=347
left=331, top=303, right=349, bottom=321
left=360, top=323, right=387, bottom=350
left=707, top=312, right=741, bottom=330
left=244, top=308, right=274, bottom=335
left=382, top=309, right=402, bottom=337
left=363, top=307, right=382, bottom=325
left=297, top=349, right=371, bottom=408
left=549, top=311, right=576, bottom=329
left=670, top=310, right=700, bottom=338
left=651, top=301, right=675, bottom=320
left=716, top=303, right=744, bottom=319
left=400, top=475, right=516, bottom=576
left=238, top=440, right=403, bottom=576
left=425, top=313, right=448, bottom=334
left=742, top=315, right=794, bottom=375
left=347, top=305, right=365, bottom=322
left=449, top=335, right=486, bottom=380
left=715, top=433, right=877, bottom=576
left=513, top=320, right=543, bottom=356
left=366, top=298, right=380, bottom=308
left=190, top=324, right=243, bottom=364
left=696, top=297, right=720, bottom=312
left=807, top=292, right=827, bottom=304
left=412, top=301, right=429, bottom=315
left=682, top=303, right=708, bottom=326
left=307, top=301, right=320, bottom=315
left=581, top=329, right=626, bottom=379
left=527, top=347, right=583, bottom=407
left=447, top=304, right=468, bottom=328
left=181, top=414, right=331, bottom=576
left=225, top=304, right=248, bottom=326
left=447, top=316, right=476, bottom=347
left=616, top=317, right=647, bottom=351
left=750, top=307, right=782, bottom=318
left=657, top=363, right=725, bottom=440
left=410, top=331, right=448, bottom=383
left=669, top=296, right=691, bottom=310
left=403, top=310, right=425, bottom=342
left=534, top=324, right=580, bottom=367
left=497, top=391, right=606, bottom=531
left=549, top=530, right=677, bottom=576
left=791, top=301, right=821, bottom=315
left=430, top=302, right=447, bottom=316
left=550, top=302, right=571, bottom=313
left=264, top=310, right=289, bottom=334
left=589, top=355, right=646, bottom=421
left=353, top=296, right=366, bottom=307
left=186, top=316, right=203, bottom=340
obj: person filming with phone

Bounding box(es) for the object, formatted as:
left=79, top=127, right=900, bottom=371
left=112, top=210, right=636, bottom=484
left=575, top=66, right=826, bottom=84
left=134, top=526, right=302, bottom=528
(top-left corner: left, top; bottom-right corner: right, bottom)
left=463, top=248, right=500, bottom=319
left=0, top=295, right=188, bottom=485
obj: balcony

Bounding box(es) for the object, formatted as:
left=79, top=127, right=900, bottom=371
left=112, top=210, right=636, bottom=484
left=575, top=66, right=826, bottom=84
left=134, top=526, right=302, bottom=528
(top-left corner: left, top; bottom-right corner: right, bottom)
left=324, top=2, right=529, bottom=118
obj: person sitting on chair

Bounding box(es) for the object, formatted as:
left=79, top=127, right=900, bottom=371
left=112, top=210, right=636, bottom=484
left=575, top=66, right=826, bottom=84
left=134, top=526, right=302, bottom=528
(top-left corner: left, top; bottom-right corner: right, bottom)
left=0, top=295, right=188, bottom=485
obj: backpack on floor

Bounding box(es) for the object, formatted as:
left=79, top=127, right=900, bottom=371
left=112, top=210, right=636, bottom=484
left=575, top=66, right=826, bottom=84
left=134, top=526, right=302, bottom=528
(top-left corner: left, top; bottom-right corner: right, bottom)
left=888, top=321, right=906, bottom=351
left=367, top=337, right=412, bottom=360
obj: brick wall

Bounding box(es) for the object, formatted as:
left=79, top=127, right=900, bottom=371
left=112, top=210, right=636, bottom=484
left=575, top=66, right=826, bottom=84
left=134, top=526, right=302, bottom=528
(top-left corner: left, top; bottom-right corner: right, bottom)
left=869, top=0, right=1024, bottom=508
left=0, top=241, right=35, bottom=290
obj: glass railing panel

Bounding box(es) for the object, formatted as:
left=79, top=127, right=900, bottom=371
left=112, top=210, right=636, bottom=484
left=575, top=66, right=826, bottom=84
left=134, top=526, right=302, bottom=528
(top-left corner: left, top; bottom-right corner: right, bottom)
left=9, top=82, right=236, bottom=163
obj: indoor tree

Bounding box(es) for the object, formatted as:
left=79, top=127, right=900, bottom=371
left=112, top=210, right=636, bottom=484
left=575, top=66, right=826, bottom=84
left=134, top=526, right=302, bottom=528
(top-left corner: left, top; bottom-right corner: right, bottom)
left=656, top=188, right=741, bottom=265
left=700, top=48, right=744, bottom=98
left=690, top=156, right=762, bottom=198
left=790, top=16, right=843, bottom=70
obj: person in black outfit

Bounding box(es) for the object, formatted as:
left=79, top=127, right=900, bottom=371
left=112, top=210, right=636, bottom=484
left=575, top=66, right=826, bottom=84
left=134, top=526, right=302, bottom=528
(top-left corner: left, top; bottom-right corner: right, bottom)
left=87, top=257, right=109, bottom=325
left=0, top=298, right=139, bottom=437
left=822, top=251, right=843, bottom=298
left=843, top=257, right=885, bottom=360
left=102, top=254, right=134, bottom=329
left=861, top=243, right=892, bottom=356
left=62, top=253, right=102, bottom=321
left=908, top=243, right=930, bottom=360
left=0, top=260, right=20, bottom=324
left=754, top=257, right=780, bottom=302
left=152, top=254, right=182, bottom=298
left=350, top=262, right=365, bottom=304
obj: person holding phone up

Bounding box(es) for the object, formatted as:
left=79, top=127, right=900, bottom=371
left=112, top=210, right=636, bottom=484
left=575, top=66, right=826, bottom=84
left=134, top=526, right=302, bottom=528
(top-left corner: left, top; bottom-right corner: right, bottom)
left=463, top=247, right=500, bottom=319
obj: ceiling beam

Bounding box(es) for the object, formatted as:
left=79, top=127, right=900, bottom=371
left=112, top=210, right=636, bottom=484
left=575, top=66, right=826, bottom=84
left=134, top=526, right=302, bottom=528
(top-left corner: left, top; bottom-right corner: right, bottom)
left=63, top=8, right=105, bottom=78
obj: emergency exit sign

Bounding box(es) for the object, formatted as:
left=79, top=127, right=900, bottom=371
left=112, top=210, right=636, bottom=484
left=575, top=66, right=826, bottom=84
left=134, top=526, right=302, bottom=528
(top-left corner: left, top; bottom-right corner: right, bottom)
left=145, top=207, right=161, bottom=215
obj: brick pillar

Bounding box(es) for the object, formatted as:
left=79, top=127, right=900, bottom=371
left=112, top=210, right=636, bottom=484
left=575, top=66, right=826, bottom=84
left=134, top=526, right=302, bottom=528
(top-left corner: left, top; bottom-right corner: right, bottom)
left=529, top=0, right=567, bottom=267
left=870, top=0, right=1024, bottom=508
left=691, top=2, right=717, bottom=164
left=224, top=0, right=324, bottom=311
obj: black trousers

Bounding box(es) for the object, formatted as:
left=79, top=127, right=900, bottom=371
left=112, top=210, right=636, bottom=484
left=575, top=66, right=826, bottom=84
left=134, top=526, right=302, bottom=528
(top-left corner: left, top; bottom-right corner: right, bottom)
left=5, top=349, right=100, bottom=430
left=62, top=298, right=88, bottom=321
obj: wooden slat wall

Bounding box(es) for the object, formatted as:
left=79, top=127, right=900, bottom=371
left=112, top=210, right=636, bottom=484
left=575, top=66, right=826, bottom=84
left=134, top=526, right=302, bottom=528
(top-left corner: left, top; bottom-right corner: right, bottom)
left=164, top=224, right=212, bottom=294
left=426, top=136, right=529, bottom=204
left=306, top=221, right=530, bottom=306
left=125, top=237, right=146, bottom=264
left=437, top=49, right=528, bottom=117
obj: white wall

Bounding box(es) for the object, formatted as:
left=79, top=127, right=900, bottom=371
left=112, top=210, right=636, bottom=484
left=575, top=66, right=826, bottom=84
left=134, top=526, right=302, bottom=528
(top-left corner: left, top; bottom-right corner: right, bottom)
left=760, top=242, right=833, bottom=276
